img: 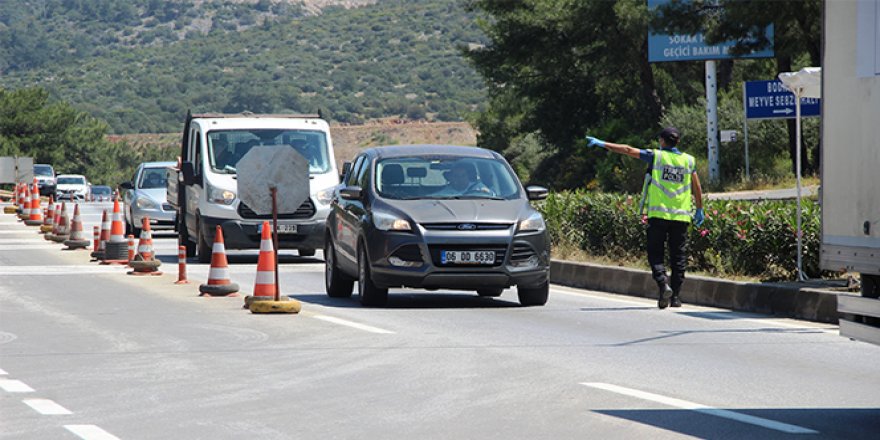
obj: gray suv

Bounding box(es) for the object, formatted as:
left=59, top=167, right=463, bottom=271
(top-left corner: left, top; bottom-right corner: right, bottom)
left=324, top=145, right=550, bottom=307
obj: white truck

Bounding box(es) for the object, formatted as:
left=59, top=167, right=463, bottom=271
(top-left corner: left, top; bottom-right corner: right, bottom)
left=167, top=112, right=340, bottom=263
left=822, top=1, right=880, bottom=345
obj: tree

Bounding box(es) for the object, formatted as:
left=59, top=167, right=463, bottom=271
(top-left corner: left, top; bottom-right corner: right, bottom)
left=651, top=0, right=822, bottom=175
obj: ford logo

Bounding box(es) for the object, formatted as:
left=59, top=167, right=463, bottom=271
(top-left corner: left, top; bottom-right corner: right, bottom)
left=457, top=223, right=477, bottom=231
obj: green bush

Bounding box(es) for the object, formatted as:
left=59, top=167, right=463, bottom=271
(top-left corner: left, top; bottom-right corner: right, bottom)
left=538, top=190, right=829, bottom=281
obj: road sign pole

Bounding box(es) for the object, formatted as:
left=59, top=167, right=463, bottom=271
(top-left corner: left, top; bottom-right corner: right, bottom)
left=271, top=186, right=280, bottom=300
left=794, top=92, right=805, bottom=282
left=742, top=83, right=750, bottom=179
left=706, top=60, right=720, bottom=183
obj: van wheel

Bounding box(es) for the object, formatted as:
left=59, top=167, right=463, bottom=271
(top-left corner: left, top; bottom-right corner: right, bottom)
left=477, top=288, right=504, bottom=297
left=196, top=219, right=211, bottom=264
left=358, top=245, right=388, bottom=307
left=325, top=239, right=353, bottom=298
left=517, top=282, right=549, bottom=306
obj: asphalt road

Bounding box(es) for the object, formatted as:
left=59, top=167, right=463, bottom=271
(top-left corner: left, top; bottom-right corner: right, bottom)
left=2, top=202, right=879, bottom=440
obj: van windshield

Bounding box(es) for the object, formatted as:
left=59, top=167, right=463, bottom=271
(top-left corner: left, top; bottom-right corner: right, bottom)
left=34, top=165, right=54, bottom=176
left=206, top=130, right=331, bottom=174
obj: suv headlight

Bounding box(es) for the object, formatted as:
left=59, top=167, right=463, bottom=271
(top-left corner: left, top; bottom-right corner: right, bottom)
left=315, top=187, right=335, bottom=205
left=517, top=211, right=545, bottom=233
left=373, top=211, right=411, bottom=231
left=135, top=196, right=159, bottom=210
left=207, top=183, right=236, bottom=205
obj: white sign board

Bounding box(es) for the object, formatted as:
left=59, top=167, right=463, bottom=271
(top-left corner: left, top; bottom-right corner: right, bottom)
left=0, top=157, right=34, bottom=184
left=720, top=130, right=738, bottom=143
left=236, top=146, right=310, bottom=215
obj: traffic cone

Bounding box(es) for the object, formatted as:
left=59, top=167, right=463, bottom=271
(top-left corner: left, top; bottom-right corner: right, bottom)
left=245, top=221, right=300, bottom=314
left=92, top=226, right=100, bottom=254
left=18, top=184, right=30, bottom=220
left=91, top=210, right=110, bottom=260
left=40, top=196, right=55, bottom=233
left=63, top=204, right=90, bottom=250
left=51, top=203, right=70, bottom=243
left=24, top=182, right=43, bottom=226
left=45, top=203, right=61, bottom=241
left=102, top=198, right=128, bottom=263
left=199, top=226, right=239, bottom=296
left=128, top=217, right=162, bottom=275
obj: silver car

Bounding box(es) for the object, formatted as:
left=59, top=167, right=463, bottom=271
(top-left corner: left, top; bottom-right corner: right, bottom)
left=324, top=145, right=550, bottom=307
left=121, top=161, right=177, bottom=235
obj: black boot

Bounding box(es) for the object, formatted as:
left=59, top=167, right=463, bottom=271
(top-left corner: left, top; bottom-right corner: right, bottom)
left=670, top=293, right=682, bottom=308
left=657, top=284, right=673, bottom=309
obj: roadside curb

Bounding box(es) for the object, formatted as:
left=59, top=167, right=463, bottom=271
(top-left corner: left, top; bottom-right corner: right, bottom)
left=550, top=259, right=840, bottom=324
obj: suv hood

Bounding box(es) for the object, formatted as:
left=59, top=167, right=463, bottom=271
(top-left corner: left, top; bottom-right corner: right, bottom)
left=389, top=199, right=527, bottom=224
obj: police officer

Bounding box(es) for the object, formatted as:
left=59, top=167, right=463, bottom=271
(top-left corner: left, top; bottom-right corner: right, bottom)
left=584, top=127, right=705, bottom=309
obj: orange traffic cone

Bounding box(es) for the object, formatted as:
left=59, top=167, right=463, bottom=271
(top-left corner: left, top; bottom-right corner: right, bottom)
left=245, top=221, right=301, bottom=314
left=128, top=217, right=162, bottom=275
left=91, top=210, right=110, bottom=260
left=63, top=204, right=90, bottom=250
left=102, top=198, right=129, bottom=263
left=199, top=226, right=239, bottom=297
left=51, top=203, right=70, bottom=243
left=18, top=184, right=30, bottom=220
left=40, top=196, right=55, bottom=233
left=24, top=183, right=43, bottom=226
left=45, top=203, right=61, bottom=241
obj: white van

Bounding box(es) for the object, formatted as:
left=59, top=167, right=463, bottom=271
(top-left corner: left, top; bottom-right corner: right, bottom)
left=168, top=112, right=339, bottom=263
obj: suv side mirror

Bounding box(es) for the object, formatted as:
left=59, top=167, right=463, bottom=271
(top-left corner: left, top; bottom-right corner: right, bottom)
left=340, top=161, right=352, bottom=182
left=339, top=186, right=362, bottom=201
left=526, top=185, right=549, bottom=201
left=119, top=181, right=134, bottom=190
left=181, top=162, right=196, bottom=185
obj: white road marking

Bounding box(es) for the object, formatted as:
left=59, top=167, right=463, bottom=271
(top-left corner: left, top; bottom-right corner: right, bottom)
left=23, top=398, right=72, bottom=415
left=64, top=425, right=121, bottom=440
left=0, top=244, right=65, bottom=251
left=0, top=379, right=35, bottom=392
left=312, top=314, right=395, bottom=334
left=0, top=265, right=125, bottom=276
left=581, top=382, right=818, bottom=434
left=0, top=368, right=7, bottom=374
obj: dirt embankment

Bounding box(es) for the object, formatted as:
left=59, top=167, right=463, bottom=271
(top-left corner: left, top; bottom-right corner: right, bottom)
left=109, top=121, right=478, bottom=167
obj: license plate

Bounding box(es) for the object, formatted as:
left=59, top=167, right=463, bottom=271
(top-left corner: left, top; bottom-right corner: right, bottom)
left=258, top=224, right=298, bottom=234
left=441, top=250, right=496, bottom=265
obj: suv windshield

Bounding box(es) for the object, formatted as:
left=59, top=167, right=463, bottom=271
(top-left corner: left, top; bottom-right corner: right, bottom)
left=57, top=177, right=85, bottom=185
left=375, top=156, right=521, bottom=200
left=92, top=186, right=111, bottom=195
left=34, top=165, right=54, bottom=176
left=206, top=129, right=331, bottom=174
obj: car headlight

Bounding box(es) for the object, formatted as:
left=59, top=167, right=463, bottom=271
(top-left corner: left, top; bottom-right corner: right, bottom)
left=517, top=211, right=545, bottom=233
left=207, top=183, right=236, bottom=205
left=135, top=196, right=159, bottom=210
left=373, top=211, right=411, bottom=231
left=315, top=187, right=335, bottom=205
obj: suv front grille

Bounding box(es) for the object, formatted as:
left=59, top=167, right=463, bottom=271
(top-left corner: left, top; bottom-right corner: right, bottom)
left=421, top=223, right=513, bottom=231
left=238, top=199, right=316, bottom=220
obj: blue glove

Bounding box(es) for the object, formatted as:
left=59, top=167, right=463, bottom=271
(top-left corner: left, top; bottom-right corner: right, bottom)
left=585, top=136, right=606, bottom=148
left=694, top=208, right=705, bottom=227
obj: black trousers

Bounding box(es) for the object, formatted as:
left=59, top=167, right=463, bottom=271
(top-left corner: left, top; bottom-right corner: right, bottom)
left=646, top=217, right=689, bottom=293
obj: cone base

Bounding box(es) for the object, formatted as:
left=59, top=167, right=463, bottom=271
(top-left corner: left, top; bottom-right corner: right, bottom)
left=243, top=295, right=287, bottom=308
left=127, top=270, right=164, bottom=276
left=24, top=219, right=43, bottom=226
left=50, top=234, right=69, bottom=243
left=129, top=259, right=161, bottom=272
left=199, top=283, right=240, bottom=296
left=3, top=206, right=17, bottom=214
left=44, top=234, right=55, bottom=241
left=63, top=239, right=90, bottom=249
left=249, top=299, right=302, bottom=314
left=39, top=225, right=53, bottom=233
left=90, top=250, right=105, bottom=260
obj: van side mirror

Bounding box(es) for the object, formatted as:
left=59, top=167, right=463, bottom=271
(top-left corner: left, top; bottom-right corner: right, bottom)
left=119, top=181, right=134, bottom=190
left=339, top=186, right=362, bottom=201
left=181, top=162, right=196, bottom=185
left=340, top=161, right=352, bottom=182
left=526, top=185, right=549, bottom=201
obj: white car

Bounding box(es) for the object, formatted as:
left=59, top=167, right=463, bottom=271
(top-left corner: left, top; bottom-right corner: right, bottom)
left=55, top=174, right=90, bottom=201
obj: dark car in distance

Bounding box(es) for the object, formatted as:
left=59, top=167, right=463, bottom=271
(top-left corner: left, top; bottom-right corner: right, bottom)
left=324, top=145, right=550, bottom=307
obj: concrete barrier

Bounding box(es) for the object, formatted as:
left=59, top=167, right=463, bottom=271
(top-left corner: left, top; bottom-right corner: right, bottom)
left=550, top=259, right=841, bottom=323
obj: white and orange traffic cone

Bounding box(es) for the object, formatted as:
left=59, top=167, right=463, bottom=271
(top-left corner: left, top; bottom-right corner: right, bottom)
left=40, top=196, right=55, bottom=233
left=63, top=204, right=90, bottom=250
left=102, top=198, right=129, bottom=263
left=18, top=184, right=30, bottom=220
left=246, top=221, right=300, bottom=314
left=199, top=226, right=239, bottom=296
left=92, top=226, right=100, bottom=253
left=128, top=217, right=162, bottom=275
left=174, top=245, right=189, bottom=285
left=51, top=203, right=70, bottom=243
left=91, top=210, right=110, bottom=260
left=45, top=203, right=61, bottom=241
left=24, top=183, right=43, bottom=226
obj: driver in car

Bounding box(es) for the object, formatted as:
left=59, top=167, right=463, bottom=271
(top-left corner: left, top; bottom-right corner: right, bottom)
left=436, top=162, right=493, bottom=196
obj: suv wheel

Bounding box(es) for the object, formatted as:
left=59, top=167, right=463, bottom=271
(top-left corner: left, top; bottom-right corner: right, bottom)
left=517, top=281, right=549, bottom=306
left=358, top=244, right=388, bottom=306
left=325, top=239, right=353, bottom=298
left=477, top=288, right=504, bottom=297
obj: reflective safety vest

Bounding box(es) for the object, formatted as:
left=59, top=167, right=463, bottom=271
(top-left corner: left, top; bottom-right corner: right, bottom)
left=646, top=149, right=695, bottom=222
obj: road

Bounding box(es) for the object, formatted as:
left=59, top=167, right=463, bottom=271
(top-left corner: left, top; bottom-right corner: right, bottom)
left=2, top=202, right=879, bottom=439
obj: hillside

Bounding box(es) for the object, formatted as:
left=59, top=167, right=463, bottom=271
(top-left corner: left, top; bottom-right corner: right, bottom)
left=0, top=0, right=487, bottom=133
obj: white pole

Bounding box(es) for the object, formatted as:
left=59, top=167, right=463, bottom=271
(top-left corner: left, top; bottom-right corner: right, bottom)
left=742, top=82, right=750, bottom=179
left=795, top=89, right=805, bottom=282
left=706, top=60, right=720, bottom=183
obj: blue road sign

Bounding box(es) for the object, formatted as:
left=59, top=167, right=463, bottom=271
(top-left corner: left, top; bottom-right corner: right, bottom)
left=744, top=80, right=821, bottom=120
left=647, top=0, right=774, bottom=62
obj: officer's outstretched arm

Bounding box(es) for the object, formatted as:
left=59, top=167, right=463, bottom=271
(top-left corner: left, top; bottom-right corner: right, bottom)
left=602, top=141, right=642, bottom=159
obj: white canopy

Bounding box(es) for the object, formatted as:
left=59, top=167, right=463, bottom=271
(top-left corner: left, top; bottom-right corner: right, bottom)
left=778, top=67, right=822, bottom=99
